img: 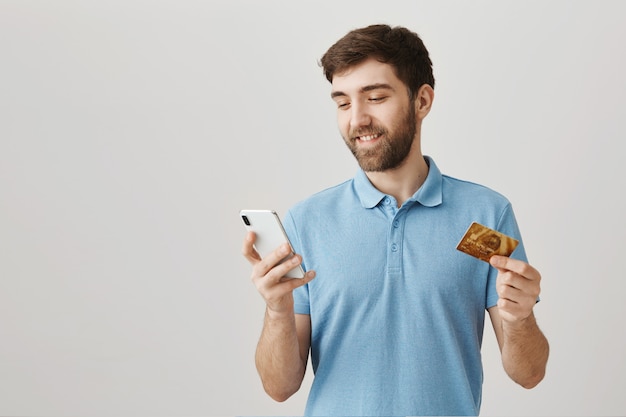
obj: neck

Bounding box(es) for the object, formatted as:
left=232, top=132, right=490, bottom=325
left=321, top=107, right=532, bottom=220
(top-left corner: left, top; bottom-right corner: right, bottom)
left=365, top=141, right=429, bottom=207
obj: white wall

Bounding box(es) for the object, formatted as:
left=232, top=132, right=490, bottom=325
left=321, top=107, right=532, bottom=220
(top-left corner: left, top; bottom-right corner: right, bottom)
left=1, top=1, right=624, bottom=415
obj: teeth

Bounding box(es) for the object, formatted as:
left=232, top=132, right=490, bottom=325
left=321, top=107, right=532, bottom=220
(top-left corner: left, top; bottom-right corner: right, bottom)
left=359, top=134, right=379, bottom=141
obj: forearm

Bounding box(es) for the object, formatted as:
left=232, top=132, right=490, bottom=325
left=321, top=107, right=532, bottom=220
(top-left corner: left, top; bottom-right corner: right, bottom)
left=255, top=307, right=306, bottom=402
left=500, top=312, right=549, bottom=388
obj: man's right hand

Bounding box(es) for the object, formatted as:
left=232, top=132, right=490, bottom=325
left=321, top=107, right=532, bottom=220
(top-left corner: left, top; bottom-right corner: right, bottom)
left=242, top=231, right=315, bottom=314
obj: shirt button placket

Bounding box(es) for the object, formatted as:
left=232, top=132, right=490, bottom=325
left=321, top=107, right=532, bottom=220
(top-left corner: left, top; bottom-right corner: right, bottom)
left=388, top=207, right=404, bottom=275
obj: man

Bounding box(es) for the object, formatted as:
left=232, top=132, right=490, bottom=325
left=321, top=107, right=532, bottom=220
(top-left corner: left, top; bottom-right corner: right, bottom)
left=242, top=24, right=548, bottom=416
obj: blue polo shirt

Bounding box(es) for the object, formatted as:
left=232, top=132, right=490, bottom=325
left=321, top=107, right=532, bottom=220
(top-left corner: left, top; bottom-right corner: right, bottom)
left=282, top=156, right=527, bottom=416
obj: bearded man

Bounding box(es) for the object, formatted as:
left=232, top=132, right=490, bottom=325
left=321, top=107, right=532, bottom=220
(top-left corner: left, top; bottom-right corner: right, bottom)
left=242, top=24, right=549, bottom=417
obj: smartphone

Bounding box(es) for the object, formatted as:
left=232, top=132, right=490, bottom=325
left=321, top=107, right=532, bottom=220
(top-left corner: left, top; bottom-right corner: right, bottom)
left=240, top=209, right=306, bottom=279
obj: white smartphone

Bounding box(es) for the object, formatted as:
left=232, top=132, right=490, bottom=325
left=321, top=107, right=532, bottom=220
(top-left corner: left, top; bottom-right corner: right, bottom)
left=240, top=209, right=306, bottom=279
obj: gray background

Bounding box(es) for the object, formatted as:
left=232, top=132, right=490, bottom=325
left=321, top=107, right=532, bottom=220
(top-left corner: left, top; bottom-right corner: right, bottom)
left=1, top=0, right=625, bottom=415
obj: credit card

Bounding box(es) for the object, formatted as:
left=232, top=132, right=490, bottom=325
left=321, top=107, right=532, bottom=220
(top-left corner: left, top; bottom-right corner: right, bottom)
left=456, top=222, right=519, bottom=263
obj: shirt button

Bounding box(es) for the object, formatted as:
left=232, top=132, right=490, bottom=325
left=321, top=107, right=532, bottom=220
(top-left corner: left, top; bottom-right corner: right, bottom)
left=384, top=197, right=391, bottom=205
left=393, top=220, right=399, bottom=228
left=391, top=243, right=398, bottom=252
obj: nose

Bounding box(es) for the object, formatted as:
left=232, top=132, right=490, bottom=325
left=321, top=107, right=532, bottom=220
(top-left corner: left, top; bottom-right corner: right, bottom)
left=349, top=102, right=371, bottom=131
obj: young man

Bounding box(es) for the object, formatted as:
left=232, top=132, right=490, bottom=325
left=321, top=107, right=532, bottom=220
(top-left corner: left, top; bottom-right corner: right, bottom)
left=242, top=24, right=549, bottom=416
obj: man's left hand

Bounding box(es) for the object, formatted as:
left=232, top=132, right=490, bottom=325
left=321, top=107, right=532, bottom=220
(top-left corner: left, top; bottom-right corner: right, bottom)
left=490, top=255, right=541, bottom=324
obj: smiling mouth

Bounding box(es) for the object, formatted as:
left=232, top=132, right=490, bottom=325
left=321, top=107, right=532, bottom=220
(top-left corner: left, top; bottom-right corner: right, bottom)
left=355, top=133, right=382, bottom=142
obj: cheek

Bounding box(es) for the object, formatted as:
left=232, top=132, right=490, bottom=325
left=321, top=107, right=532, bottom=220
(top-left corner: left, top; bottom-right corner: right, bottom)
left=337, top=113, right=351, bottom=135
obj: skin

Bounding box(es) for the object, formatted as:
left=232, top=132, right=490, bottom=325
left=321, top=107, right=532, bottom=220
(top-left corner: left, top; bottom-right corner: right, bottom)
left=242, top=58, right=548, bottom=401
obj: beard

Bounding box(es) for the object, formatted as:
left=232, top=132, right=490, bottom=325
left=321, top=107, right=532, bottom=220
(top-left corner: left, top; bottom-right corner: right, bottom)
left=342, top=104, right=417, bottom=172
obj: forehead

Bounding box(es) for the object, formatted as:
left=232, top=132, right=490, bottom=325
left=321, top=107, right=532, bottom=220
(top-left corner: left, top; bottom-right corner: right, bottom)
left=331, top=58, right=403, bottom=96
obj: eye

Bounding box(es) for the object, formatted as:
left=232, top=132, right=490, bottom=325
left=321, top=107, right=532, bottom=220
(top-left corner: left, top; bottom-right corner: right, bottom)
left=369, top=96, right=387, bottom=103
left=336, top=101, right=350, bottom=110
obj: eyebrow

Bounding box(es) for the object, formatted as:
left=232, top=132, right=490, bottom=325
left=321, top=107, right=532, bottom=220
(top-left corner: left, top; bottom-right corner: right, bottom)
left=331, top=83, right=395, bottom=99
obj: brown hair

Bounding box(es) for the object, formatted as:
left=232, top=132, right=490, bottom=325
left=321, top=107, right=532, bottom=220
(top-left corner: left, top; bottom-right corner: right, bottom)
left=320, top=24, right=435, bottom=98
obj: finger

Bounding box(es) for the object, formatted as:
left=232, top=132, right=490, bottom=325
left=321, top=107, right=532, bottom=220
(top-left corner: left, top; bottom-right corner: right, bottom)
left=252, top=243, right=297, bottom=280
left=254, top=259, right=312, bottom=296
left=490, top=256, right=540, bottom=281
left=280, top=270, right=316, bottom=289
left=497, top=269, right=541, bottom=298
left=242, top=231, right=261, bottom=264
left=496, top=298, right=524, bottom=321
left=498, top=270, right=527, bottom=291
left=263, top=271, right=316, bottom=305
left=261, top=253, right=304, bottom=284
left=259, top=270, right=316, bottom=312
left=497, top=294, right=536, bottom=322
left=497, top=278, right=523, bottom=301
left=497, top=273, right=540, bottom=316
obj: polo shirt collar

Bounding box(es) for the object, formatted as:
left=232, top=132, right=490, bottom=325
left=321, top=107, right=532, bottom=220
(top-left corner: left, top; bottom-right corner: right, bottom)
left=355, top=155, right=443, bottom=209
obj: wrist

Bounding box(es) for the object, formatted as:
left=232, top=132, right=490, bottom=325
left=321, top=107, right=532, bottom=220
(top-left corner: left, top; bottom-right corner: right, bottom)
left=265, top=304, right=296, bottom=321
left=501, top=311, right=535, bottom=332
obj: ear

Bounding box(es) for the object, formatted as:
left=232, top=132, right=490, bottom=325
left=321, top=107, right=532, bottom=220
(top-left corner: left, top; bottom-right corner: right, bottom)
left=414, top=84, right=434, bottom=120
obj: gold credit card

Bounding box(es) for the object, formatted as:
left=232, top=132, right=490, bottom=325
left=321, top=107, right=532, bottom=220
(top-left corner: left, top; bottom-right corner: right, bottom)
left=456, top=222, right=519, bottom=263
